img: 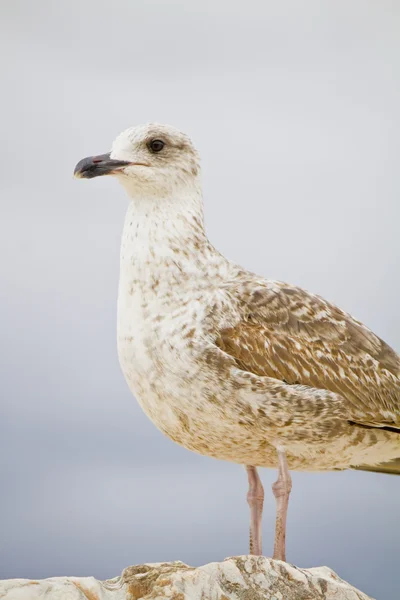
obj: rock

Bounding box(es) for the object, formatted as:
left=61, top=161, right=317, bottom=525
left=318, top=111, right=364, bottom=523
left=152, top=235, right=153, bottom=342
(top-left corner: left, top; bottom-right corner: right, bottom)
left=0, top=556, right=373, bottom=600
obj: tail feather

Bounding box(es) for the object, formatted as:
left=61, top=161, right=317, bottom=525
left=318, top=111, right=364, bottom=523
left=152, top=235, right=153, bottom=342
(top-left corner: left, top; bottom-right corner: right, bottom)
left=353, top=457, right=400, bottom=475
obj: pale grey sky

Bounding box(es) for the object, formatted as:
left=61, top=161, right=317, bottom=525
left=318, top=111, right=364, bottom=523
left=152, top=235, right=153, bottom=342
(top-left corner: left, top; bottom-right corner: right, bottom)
left=1, top=2, right=399, bottom=599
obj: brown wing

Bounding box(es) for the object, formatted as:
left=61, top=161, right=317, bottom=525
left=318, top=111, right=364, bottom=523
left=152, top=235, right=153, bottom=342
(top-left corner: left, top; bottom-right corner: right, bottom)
left=216, top=278, right=400, bottom=428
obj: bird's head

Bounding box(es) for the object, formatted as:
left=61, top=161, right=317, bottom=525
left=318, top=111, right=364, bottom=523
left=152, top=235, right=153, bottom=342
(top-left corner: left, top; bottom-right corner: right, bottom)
left=74, top=123, right=201, bottom=198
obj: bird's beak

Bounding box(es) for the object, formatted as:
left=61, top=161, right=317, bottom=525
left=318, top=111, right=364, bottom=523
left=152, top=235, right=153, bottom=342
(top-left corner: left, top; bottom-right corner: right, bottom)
left=74, top=153, right=130, bottom=179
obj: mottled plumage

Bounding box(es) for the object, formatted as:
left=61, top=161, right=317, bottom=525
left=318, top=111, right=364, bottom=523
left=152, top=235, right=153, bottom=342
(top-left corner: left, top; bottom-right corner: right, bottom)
left=217, top=277, right=400, bottom=430
left=75, top=122, right=400, bottom=560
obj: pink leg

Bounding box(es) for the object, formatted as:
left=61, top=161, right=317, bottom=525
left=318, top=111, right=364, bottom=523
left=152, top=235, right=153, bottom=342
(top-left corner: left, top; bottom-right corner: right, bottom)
left=246, top=465, right=264, bottom=555
left=272, top=449, right=292, bottom=562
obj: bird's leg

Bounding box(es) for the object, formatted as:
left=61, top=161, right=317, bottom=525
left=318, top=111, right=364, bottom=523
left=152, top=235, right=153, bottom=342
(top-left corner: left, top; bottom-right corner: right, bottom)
left=272, top=449, right=292, bottom=562
left=246, top=465, right=264, bottom=555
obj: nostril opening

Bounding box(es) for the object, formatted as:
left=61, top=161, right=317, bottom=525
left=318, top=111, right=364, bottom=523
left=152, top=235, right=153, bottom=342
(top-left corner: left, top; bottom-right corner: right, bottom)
left=92, top=157, right=104, bottom=164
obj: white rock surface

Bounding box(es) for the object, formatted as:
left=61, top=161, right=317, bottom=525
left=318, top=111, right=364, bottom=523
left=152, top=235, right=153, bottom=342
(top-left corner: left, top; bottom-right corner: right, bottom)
left=0, top=557, right=373, bottom=600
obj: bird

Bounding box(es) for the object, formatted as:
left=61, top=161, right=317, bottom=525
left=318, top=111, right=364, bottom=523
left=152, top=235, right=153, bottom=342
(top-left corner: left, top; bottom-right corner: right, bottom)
left=74, top=123, right=400, bottom=561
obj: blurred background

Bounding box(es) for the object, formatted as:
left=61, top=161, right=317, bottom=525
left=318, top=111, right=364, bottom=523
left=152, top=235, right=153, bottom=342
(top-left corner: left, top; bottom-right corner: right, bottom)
left=1, top=2, right=399, bottom=598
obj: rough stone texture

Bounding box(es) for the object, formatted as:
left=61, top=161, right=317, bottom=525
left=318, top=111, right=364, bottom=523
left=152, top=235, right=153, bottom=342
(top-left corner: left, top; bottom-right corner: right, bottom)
left=0, top=557, right=373, bottom=600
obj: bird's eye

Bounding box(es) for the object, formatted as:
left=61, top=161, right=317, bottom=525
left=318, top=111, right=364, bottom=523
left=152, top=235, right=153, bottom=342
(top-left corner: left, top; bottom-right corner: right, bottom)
left=148, top=139, right=165, bottom=153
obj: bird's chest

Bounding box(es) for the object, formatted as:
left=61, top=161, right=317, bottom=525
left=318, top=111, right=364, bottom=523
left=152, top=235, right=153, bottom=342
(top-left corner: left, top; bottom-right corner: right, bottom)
left=117, top=282, right=211, bottom=430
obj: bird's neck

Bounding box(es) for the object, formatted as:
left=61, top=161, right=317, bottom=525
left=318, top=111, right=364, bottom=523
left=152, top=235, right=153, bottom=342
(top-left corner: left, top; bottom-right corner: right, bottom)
left=119, top=189, right=225, bottom=289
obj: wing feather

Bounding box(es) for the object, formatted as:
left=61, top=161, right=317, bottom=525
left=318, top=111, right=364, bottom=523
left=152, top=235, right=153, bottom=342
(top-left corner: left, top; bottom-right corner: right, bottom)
left=216, top=278, right=400, bottom=427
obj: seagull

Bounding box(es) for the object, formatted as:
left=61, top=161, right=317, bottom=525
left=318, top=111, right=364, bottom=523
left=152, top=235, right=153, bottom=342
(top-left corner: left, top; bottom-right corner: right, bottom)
left=74, top=123, right=400, bottom=561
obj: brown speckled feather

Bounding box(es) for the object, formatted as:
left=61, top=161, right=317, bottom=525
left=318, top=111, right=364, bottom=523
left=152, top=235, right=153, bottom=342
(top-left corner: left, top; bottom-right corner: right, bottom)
left=217, top=278, right=400, bottom=429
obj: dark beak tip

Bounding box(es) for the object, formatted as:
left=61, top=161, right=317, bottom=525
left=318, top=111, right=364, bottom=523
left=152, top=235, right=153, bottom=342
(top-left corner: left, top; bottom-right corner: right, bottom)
left=73, top=159, right=87, bottom=178
left=73, top=155, right=101, bottom=179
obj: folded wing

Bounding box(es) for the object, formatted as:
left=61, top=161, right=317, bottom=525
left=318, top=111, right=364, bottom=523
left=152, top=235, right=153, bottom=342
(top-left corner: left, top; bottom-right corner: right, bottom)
left=216, top=278, right=400, bottom=430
